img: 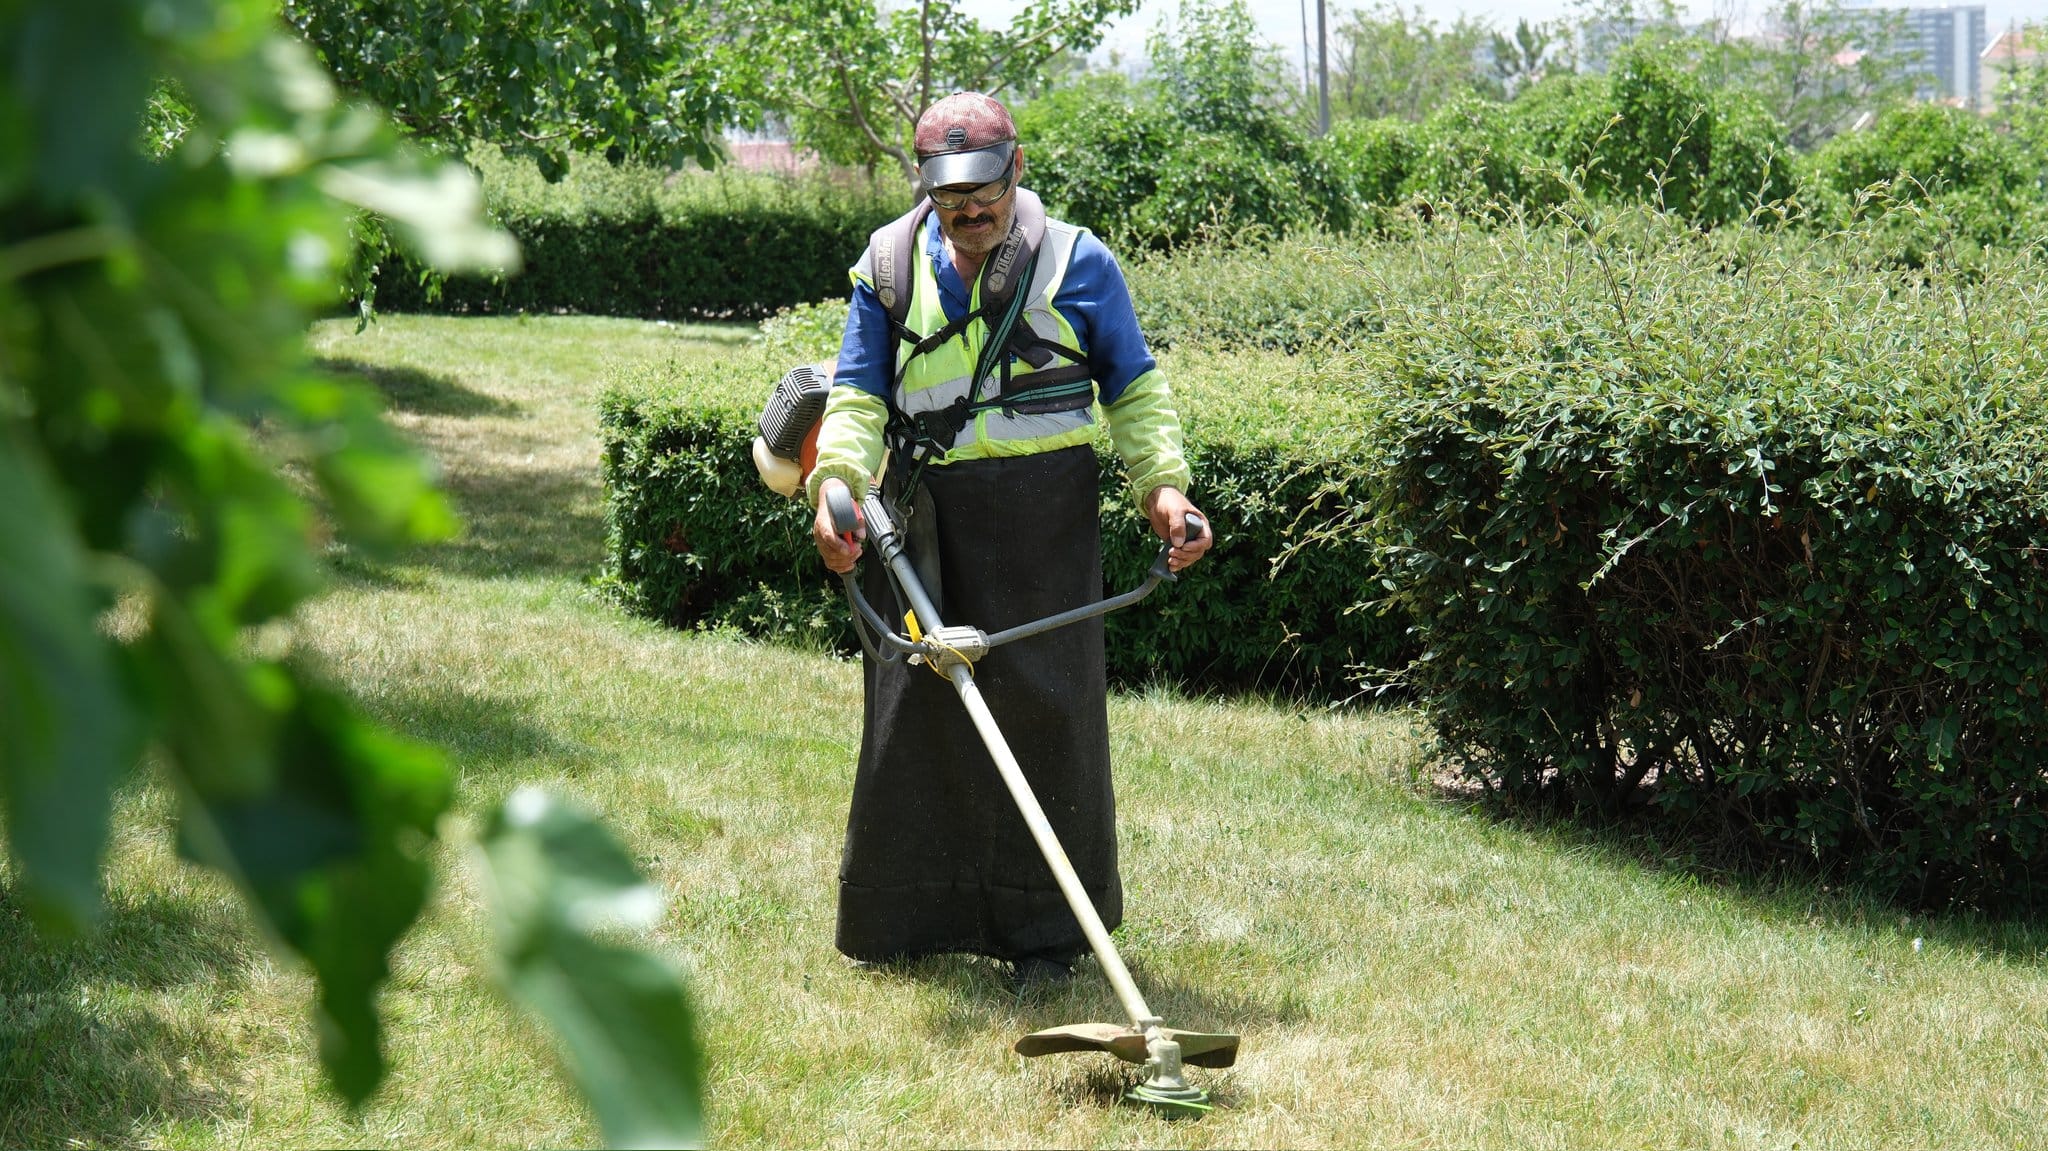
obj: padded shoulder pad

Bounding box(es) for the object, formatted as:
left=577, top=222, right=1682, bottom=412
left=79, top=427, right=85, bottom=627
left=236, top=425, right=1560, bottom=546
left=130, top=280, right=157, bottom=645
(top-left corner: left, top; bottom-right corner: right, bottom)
left=867, top=189, right=1051, bottom=326
left=868, top=201, right=931, bottom=325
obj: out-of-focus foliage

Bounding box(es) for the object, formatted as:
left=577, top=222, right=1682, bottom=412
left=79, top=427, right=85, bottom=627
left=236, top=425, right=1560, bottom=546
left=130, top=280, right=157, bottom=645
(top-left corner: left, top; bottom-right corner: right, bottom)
left=283, top=0, right=739, bottom=180
left=2, top=1, right=703, bottom=1139
left=1328, top=3, right=1506, bottom=120
left=730, top=0, right=1139, bottom=184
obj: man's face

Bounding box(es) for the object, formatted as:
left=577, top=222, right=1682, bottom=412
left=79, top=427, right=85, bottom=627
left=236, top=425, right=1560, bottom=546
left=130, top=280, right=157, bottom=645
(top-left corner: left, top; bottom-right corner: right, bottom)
left=934, top=150, right=1021, bottom=259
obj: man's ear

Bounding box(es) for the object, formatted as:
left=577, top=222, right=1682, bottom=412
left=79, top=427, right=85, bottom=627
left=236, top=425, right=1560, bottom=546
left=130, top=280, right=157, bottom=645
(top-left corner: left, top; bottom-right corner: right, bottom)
left=1014, top=146, right=1026, bottom=180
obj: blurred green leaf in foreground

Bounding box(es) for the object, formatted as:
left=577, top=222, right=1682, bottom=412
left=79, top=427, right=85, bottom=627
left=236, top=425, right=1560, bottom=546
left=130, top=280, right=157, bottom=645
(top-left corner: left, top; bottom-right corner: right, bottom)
left=1, top=1, right=700, bottom=1141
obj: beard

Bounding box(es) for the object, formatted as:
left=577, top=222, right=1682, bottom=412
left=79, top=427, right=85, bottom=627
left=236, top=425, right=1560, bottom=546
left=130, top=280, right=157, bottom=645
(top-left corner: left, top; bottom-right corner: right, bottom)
left=939, top=198, right=1016, bottom=259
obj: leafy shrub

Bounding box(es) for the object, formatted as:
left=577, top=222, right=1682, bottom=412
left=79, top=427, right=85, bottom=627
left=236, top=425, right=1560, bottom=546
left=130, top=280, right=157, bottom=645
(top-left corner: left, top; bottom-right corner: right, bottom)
left=1017, top=1, right=1330, bottom=248
left=757, top=299, right=852, bottom=361
left=1349, top=206, right=2048, bottom=910
left=1403, top=94, right=1548, bottom=212
left=1812, top=103, right=2034, bottom=204
left=375, top=153, right=903, bottom=320
left=1121, top=227, right=1392, bottom=353
left=1593, top=43, right=1720, bottom=214
left=1806, top=103, right=2042, bottom=248
left=597, top=339, right=1406, bottom=700
left=1388, top=45, right=1793, bottom=227
left=1697, top=87, right=1798, bottom=226
left=1313, top=117, right=1415, bottom=205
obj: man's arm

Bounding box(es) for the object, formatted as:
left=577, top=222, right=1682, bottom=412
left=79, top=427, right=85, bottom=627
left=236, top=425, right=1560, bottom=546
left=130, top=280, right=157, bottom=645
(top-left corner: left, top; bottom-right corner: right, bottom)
left=805, top=277, right=893, bottom=507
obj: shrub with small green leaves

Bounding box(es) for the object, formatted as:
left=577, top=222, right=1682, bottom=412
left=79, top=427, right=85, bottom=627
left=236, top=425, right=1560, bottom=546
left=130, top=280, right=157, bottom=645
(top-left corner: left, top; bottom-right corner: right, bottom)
left=1308, top=116, right=1417, bottom=222
left=1349, top=205, right=2048, bottom=911
left=1806, top=102, right=2045, bottom=251
left=1392, top=45, right=1793, bottom=227
left=1120, top=228, right=1391, bottom=354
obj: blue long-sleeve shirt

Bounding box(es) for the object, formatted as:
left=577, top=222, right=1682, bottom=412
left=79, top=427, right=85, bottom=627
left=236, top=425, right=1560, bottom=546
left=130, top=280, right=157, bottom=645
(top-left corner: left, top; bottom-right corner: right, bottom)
left=833, top=212, right=1158, bottom=405
left=807, top=209, right=1191, bottom=507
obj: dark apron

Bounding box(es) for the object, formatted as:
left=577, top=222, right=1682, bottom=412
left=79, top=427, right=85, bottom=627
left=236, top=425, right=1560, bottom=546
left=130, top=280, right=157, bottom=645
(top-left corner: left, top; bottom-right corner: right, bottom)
left=835, top=444, right=1119, bottom=963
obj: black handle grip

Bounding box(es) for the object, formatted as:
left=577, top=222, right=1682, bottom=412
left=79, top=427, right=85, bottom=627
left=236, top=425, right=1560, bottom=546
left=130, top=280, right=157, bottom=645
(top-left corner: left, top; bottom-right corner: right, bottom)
left=1181, top=512, right=1207, bottom=546
left=824, top=483, right=859, bottom=540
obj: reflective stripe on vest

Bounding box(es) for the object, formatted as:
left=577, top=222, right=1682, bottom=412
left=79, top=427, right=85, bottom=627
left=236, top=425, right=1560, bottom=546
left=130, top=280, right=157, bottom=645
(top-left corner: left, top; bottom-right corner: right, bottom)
left=894, top=219, right=1092, bottom=459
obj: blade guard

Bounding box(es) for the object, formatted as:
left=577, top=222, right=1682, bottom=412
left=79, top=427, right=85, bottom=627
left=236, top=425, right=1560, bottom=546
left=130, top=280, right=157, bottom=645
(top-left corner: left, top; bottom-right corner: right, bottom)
left=1014, top=1023, right=1239, bottom=1069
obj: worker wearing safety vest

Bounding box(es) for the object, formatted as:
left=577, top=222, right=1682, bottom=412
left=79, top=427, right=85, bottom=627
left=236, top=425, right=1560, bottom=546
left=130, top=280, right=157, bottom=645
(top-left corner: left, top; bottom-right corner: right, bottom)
left=807, top=91, right=1210, bottom=992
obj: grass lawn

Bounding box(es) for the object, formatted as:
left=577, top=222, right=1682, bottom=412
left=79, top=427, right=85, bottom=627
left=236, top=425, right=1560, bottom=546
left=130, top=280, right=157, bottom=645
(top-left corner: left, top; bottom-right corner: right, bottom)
left=4, top=313, right=2046, bottom=1149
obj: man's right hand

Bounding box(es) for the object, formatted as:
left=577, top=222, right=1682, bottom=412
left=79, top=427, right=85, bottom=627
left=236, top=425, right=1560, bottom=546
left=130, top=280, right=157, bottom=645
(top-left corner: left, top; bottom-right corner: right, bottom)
left=812, top=477, right=865, bottom=573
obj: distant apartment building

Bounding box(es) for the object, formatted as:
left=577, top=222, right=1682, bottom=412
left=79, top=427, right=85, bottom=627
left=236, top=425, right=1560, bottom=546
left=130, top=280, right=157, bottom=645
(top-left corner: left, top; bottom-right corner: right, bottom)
left=1839, top=2, right=1989, bottom=106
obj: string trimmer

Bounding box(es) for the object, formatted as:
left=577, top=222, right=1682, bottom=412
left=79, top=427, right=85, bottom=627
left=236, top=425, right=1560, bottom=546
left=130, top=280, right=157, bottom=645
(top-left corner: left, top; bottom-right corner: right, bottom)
left=819, top=481, right=1238, bottom=1118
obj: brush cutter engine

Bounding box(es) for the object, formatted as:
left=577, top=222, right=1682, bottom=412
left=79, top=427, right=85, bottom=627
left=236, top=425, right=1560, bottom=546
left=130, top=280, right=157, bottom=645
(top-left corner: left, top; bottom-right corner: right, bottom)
left=751, top=362, right=834, bottom=497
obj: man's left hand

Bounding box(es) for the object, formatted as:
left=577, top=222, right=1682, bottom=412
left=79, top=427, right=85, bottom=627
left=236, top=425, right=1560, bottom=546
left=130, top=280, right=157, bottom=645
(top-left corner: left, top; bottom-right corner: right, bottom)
left=1145, top=486, right=1212, bottom=574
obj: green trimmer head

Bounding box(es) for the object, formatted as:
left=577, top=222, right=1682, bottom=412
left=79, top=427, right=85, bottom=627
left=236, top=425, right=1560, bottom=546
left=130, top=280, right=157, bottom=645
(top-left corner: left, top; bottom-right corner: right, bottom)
left=1123, top=1081, right=1213, bottom=1118
left=1016, top=1021, right=1238, bottom=1119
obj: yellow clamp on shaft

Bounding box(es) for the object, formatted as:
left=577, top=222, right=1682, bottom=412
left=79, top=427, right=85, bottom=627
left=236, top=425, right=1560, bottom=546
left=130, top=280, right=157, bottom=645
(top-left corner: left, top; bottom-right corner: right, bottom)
left=903, top=609, right=971, bottom=678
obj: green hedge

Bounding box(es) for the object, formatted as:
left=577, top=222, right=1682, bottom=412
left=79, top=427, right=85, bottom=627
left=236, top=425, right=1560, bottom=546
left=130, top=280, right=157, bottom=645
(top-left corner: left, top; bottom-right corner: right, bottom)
left=1801, top=103, right=2048, bottom=255
left=1348, top=208, right=2048, bottom=911
left=1024, top=40, right=1798, bottom=244
left=744, top=230, right=1392, bottom=359
left=596, top=339, right=1405, bottom=700
left=374, top=153, right=903, bottom=320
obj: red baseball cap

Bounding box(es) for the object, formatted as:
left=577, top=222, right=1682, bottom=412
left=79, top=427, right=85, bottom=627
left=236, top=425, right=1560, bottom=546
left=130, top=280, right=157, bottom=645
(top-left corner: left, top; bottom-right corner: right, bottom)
left=914, top=92, right=1017, bottom=189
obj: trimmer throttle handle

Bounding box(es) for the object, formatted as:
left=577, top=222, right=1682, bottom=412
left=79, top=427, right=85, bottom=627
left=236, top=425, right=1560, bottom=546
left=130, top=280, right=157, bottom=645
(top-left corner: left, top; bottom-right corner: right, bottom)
left=1181, top=512, right=1207, bottom=546
left=824, top=482, right=860, bottom=544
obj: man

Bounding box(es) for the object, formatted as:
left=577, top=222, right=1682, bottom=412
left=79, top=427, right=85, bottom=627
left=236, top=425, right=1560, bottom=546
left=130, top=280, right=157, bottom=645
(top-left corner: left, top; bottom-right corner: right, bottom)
left=807, top=91, right=1209, bottom=989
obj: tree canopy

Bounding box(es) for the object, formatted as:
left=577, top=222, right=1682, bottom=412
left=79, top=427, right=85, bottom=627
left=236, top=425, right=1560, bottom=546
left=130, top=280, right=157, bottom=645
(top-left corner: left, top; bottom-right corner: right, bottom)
left=284, top=0, right=741, bottom=178
left=733, top=0, right=1140, bottom=184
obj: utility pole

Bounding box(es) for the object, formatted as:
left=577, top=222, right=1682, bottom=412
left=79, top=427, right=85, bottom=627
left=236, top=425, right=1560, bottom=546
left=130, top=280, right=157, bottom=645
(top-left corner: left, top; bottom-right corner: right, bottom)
left=1317, top=0, right=1330, bottom=135
left=1300, top=0, right=1313, bottom=108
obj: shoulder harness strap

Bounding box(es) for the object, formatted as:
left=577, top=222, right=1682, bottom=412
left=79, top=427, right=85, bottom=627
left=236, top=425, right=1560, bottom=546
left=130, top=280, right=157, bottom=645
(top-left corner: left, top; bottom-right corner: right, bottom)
left=876, top=189, right=1094, bottom=468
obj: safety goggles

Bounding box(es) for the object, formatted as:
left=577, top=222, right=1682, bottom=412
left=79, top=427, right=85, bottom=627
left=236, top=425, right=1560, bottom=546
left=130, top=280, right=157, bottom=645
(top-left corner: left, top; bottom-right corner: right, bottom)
left=926, top=167, right=1015, bottom=211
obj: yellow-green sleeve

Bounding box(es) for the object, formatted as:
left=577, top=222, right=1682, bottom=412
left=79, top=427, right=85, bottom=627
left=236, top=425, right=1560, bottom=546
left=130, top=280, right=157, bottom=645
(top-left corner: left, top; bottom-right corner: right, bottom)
left=1103, top=367, right=1193, bottom=509
left=804, top=385, right=889, bottom=504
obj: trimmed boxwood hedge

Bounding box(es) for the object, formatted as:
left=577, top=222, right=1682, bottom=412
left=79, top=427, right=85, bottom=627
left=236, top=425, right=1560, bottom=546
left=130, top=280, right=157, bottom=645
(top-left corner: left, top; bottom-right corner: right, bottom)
left=374, top=153, right=904, bottom=321
left=596, top=340, right=1405, bottom=700
left=1347, top=208, right=2048, bottom=911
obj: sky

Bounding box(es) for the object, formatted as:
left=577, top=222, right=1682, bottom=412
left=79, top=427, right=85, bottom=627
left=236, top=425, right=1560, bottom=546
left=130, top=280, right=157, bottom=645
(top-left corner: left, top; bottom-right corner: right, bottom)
left=958, top=0, right=2048, bottom=81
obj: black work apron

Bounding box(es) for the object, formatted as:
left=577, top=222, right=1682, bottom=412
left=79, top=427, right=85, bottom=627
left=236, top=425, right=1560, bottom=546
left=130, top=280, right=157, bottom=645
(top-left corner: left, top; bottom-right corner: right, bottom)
left=835, top=444, right=1119, bottom=963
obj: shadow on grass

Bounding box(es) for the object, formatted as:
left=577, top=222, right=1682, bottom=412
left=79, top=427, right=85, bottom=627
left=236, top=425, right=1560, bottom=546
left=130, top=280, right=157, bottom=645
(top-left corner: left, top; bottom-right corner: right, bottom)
left=431, top=464, right=606, bottom=580
left=356, top=682, right=600, bottom=782
left=1435, top=789, right=2048, bottom=965
left=324, top=446, right=605, bottom=584
left=313, top=352, right=603, bottom=581
left=851, top=950, right=1297, bottom=1109
left=316, top=356, right=521, bottom=418
left=0, top=889, right=248, bottom=1147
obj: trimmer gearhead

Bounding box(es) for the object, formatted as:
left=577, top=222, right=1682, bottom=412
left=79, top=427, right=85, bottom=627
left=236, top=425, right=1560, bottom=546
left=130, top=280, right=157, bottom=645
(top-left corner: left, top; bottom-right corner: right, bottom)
left=1122, top=1081, right=1213, bottom=1118
left=1019, top=1022, right=1233, bottom=1120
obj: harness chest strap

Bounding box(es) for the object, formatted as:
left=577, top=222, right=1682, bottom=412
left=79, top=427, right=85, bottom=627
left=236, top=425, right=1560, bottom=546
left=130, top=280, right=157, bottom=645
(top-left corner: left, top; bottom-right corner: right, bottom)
left=867, top=188, right=1094, bottom=442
